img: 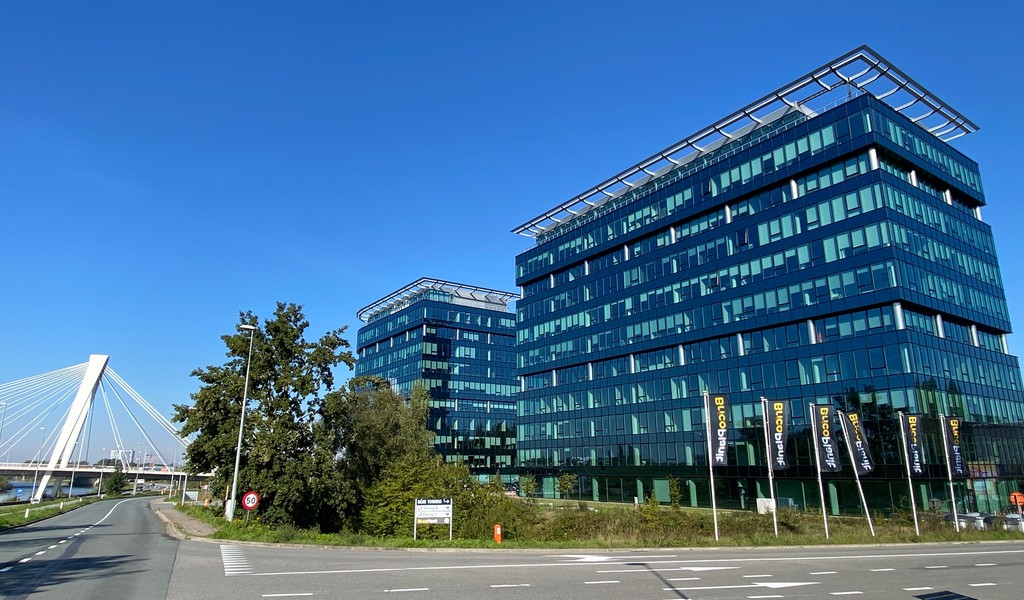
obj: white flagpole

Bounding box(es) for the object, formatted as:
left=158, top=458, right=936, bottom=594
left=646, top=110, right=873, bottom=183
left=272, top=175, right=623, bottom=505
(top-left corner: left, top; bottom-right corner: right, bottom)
left=939, top=414, right=960, bottom=532
left=809, top=402, right=830, bottom=539
left=897, top=411, right=921, bottom=536
left=760, top=396, right=779, bottom=536
left=839, top=410, right=875, bottom=537
left=703, top=391, right=719, bottom=542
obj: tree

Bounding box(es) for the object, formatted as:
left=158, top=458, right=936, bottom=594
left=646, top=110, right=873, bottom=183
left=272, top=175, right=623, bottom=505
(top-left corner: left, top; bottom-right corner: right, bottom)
left=518, top=474, right=537, bottom=499
left=173, top=302, right=355, bottom=530
left=332, top=377, right=436, bottom=530
left=557, top=472, right=578, bottom=500
left=102, top=464, right=129, bottom=496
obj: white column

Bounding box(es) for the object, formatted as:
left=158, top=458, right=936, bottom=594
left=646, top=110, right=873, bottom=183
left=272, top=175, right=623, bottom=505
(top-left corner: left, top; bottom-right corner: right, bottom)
left=894, top=302, right=906, bottom=330
left=970, top=324, right=980, bottom=347
left=789, top=179, right=799, bottom=200
left=736, top=333, right=745, bottom=356
left=909, top=170, right=918, bottom=187
left=868, top=147, right=879, bottom=170
left=808, top=319, right=818, bottom=344
left=935, top=314, right=945, bottom=338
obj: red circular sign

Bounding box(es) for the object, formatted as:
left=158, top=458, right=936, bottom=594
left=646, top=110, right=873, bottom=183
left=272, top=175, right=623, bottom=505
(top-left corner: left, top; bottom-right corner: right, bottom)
left=241, top=490, right=260, bottom=511
left=1010, top=491, right=1024, bottom=507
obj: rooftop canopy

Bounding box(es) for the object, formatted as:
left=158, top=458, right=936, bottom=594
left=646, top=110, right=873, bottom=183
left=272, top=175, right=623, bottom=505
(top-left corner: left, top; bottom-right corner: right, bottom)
left=357, top=277, right=519, bottom=323
left=512, top=45, right=978, bottom=239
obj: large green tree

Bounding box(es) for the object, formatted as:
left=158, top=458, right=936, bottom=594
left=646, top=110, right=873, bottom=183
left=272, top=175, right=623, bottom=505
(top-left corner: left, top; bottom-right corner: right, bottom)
left=173, top=302, right=354, bottom=530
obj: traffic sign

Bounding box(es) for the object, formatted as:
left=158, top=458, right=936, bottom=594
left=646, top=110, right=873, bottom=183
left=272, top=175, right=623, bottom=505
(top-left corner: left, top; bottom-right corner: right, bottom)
left=241, top=490, right=259, bottom=511
left=1010, top=491, right=1024, bottom=507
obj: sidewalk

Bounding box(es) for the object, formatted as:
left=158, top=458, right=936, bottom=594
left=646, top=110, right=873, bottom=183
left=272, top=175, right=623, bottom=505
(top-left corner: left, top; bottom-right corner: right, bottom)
left=150, top=498, right=218, bottom=540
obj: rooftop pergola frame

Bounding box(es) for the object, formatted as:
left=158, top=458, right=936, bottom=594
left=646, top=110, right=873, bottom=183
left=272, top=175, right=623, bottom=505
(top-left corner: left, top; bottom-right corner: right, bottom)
left=512, top=45, right=979, bottom=239
left=357, top=277, right=519, bottom=323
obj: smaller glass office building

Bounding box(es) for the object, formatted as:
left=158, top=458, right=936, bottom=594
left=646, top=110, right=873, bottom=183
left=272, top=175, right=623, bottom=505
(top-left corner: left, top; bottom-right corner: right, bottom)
left=355, top=278, right=519, bottom=478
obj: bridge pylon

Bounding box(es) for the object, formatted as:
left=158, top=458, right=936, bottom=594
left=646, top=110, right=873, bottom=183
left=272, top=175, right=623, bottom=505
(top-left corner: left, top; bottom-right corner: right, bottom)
left=32, top=354, right=109, bottom=502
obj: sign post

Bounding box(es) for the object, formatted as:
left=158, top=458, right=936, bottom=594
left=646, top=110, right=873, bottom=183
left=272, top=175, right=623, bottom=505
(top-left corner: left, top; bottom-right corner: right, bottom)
left=414, top=498, right=453, bottom=541
left=241, top=490, right=259, bottom=526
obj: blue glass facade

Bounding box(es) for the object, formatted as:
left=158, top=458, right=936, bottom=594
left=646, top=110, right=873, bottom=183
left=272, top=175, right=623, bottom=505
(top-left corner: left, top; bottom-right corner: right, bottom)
left=514, top=89, right=1024, bottom=512
left=355, top=279, right=518, bottom=478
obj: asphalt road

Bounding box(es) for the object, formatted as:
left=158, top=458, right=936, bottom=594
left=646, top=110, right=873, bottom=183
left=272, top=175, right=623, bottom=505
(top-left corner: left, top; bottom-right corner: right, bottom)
left=4, top=501, right=1024, bottom=599
left=0, top=497, right=177, bottom=599
left=168, top=539, right=1024, bottom=600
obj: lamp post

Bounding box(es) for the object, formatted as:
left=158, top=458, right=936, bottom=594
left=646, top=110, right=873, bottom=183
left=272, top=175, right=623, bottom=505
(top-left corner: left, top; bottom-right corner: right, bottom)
left=98, top=448, right=105, bottom=497
left=226, top=323, right=257, bottom=521
left=30, top=426, right=45, bottom=502
left=0, top=402, right=7, bottom=465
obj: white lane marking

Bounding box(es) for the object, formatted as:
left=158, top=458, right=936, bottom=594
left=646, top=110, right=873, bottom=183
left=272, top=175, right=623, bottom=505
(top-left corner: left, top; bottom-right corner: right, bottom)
left=384, top=589, right=428, bottom=593
left=748, top=596, right=783, bottom=599
left=904, top=587, right=933, bottom=591
left=58, top=540, right=66, bottom=544
left=666, top=577, right=700, bottom=581
left=665, top=582, right=820, bottom=592
left=831, top=592, right=862, bottom=596
left=599, top=566, right=736, bottom=573
left=250, top=548, right=1024, bottom=578
left=870, top=568, right=893, bottom=572
left=490, top=584, right=530, bottom=588
left=743, top=574, right=772, bottom=578
left=975, top=563, right=996, bottom=566
left=18, top=558, right=31, bottom=563
left=262, top=595, right=314, bottom=598
left=811, top=571, right=837, bottom=575
left=925, top=565, right=948, bottom=569
left=583, top=581, right=619, bottom=585
left=969, top=583, right=997, bottom=587
left=34, top=551, right=46, bottom=556
left=556, top=554, right=676, bottom=562
left=0, top=567, right=10, bottom=573
left=220, top=545, right=253, bottom=576
left=47, top=545, right=57, bottom=549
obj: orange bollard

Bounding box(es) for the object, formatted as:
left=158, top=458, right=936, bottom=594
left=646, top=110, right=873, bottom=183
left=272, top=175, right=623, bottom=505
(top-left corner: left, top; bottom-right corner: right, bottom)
left=493, top=524, right=502, bottom=544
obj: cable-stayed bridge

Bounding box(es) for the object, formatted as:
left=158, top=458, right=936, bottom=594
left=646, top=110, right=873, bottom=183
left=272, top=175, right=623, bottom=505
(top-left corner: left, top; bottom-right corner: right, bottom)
left=0, top=355, right=192, bottom=502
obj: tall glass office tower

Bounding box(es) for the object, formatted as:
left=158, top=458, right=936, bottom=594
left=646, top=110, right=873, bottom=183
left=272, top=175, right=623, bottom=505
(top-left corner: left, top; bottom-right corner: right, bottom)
left=355, top=278, right=519, bottom=479
left=512, top=47, right=1024, bottom=512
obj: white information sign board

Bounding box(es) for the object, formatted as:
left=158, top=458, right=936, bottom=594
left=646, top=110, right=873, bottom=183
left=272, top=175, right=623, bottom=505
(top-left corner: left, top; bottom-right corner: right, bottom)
left=413, top=498, right=453, bottom=540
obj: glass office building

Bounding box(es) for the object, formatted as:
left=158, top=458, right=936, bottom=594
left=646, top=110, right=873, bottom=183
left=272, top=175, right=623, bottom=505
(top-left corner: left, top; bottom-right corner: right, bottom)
left=355, top=278, right=519, bottom=479
left=512, top=47, right=1024, bottom=512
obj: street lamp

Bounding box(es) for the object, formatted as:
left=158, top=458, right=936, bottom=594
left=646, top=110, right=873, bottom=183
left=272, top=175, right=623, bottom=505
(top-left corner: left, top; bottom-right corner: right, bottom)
left=0, top=402, right=7, bottom=464
left=30, top=426, right=46, bottom=502
left=226, top=323, right=257, bottom=521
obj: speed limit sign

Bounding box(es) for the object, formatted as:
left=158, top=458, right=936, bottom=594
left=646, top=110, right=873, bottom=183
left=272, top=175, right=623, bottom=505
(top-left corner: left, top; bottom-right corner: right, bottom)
left=241, top=490, right=259, bottom=511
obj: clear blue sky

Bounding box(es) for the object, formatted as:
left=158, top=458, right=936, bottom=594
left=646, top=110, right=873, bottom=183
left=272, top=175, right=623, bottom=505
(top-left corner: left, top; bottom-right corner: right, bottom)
left=2, top=2, right=1022, bottom=459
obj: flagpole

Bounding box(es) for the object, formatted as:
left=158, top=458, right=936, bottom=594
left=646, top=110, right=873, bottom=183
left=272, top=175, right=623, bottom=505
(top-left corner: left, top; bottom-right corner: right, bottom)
left=760, top=396, right=779, bottom=536
left=897, top=411, right=921, bottom=536
left=839, top=410, right=875, bottom=537
left=703, top=391, right=719, bottom=542
left=939, top=414, right=960, bottom=532
left=809, top=402, right=830, bottom=540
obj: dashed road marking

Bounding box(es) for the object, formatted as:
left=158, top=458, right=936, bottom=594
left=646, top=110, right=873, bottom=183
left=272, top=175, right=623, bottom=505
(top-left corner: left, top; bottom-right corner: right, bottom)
left=870, top=568, right=893, bottom=572
left=261, top=594, right=314, bottom=597
left=34, top=551, right=45, bottom=556
left=490, top=584, right=530, bottom=588
left=747, top=596, right=784, bottom=599
left=969, top=583, right=997, bottom=587
left=904, top=587, right=933, bottom=591
left=975, top=563, right=996, bottom=566
left=810, top=571, right=837, bottom=575
left=384, top=589, right=428, bottom=593
left=220, top=545, right=253, bottom=576
left=666, top=577, right=700, bottom=582
left=743, top=574, right=772, bottom=578
left=830, top=592, right=862, bottom=596
left=925, top=565, right=948, bottom=569
left=0, top=567, right=12, bottom=573
left=583, top=581, right=619, bottom=585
